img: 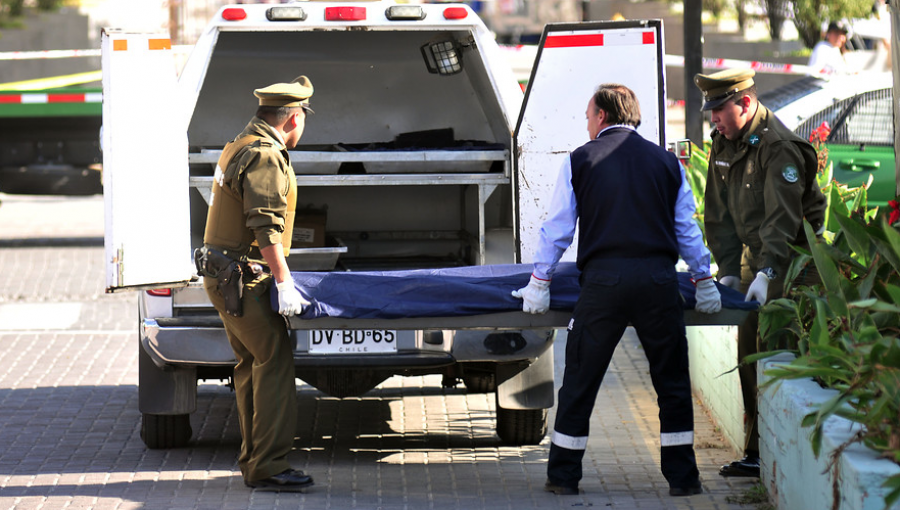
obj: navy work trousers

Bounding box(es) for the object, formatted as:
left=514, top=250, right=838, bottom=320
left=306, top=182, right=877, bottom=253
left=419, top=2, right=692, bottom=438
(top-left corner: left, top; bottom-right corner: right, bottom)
left=547, top=257, right=699, bottom=490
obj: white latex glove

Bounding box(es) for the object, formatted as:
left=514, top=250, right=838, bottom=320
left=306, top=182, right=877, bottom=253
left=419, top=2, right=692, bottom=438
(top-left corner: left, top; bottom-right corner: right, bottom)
left=694, top=277, right=722, bottom=314
left=718, top=275, right=741, bottom=291
left=511, top=274, right=551, bottom=314
left=275, top=280, right=311, bottom=316
left=745, top=272, right=770, bottom=305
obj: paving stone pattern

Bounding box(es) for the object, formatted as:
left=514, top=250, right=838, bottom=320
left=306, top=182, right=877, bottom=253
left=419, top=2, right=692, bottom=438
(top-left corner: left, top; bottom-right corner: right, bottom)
left=0, top=195, right=762, bottom=509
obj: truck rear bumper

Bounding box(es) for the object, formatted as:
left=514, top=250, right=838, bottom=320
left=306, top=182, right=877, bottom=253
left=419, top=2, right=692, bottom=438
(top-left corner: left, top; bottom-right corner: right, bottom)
left=141, top=317, right=551, bottom=369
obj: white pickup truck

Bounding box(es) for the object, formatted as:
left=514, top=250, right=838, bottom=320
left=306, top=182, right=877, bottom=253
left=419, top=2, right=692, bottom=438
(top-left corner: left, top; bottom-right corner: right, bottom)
left=101, top=1, right=673, bottom=449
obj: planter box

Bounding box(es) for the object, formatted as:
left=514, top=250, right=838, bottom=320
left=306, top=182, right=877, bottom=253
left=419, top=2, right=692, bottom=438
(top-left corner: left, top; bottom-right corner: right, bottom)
left=759, top=353, right=900, bottom=510
left=686, top=325, right=745, bottom=453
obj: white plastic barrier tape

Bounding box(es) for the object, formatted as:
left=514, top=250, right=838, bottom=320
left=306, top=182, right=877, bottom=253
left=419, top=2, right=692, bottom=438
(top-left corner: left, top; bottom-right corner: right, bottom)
left=0, top=91, right=102, bottom=103
left=499, top=44, right=820, bottom=76
left=0, top=45, right=192, bottom=60
left=5, top=45, right=823, bottom=77
left=663, top=54, right=814, bottom=75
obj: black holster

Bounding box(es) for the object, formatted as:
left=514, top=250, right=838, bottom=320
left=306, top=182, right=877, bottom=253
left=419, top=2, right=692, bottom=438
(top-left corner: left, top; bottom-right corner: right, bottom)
left=194, top=246, right=244, bottom=317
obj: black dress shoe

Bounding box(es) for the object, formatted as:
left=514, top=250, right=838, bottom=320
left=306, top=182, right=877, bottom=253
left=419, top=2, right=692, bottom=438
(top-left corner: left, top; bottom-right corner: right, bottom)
left=544, top=480, right=579, bottom=495
left=669, top=481, right=702, bottom=496
left=246, top=469, right=314, bottom=492
left=718, top=455, right=760, bottom=477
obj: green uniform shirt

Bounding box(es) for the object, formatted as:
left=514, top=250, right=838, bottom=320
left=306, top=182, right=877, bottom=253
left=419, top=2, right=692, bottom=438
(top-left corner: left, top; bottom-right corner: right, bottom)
left=204, top=116, right=298, bottom=259
left=704, top=104, right=826, bottom=277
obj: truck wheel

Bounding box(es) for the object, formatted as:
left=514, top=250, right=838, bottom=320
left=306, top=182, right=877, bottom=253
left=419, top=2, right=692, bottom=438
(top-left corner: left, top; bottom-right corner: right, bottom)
left=462, top=371, right=496, bottom=393
left=141, top=413, right=192, bottom=449
left=495, top=398, right=548, bottom=445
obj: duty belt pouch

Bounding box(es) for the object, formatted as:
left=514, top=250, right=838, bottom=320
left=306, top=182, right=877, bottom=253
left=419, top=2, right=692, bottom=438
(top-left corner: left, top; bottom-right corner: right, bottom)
left=193, top=247, right=216, bottom=278
left=218, top=261, right=244, bottom=317
left=195, top=246, right=244, bottom=317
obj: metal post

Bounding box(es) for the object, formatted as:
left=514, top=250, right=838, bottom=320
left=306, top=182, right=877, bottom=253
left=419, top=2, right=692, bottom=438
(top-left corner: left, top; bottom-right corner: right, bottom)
left=891, top=0, right=900, bottom=198
left=684, top=0, right=704, bottom=146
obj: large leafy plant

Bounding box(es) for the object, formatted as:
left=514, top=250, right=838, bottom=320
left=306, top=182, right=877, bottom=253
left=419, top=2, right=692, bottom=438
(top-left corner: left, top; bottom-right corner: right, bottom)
left=682, top=140, right=711, bottom=238
left=751, top=125, right=900, bottom=507
left=755, top=208, right=900, bottom=508
left=694, top=120, right=900, bottom=509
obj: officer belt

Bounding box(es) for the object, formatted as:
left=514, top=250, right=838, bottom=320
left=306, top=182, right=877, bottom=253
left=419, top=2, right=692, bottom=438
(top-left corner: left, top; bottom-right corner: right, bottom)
left=203, top=244, right=270, bottom=275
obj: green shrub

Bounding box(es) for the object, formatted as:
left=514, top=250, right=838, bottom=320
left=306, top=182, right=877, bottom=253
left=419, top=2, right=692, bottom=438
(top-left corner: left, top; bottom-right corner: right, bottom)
left=36, top=0, right=60, bottom=11
left=688, top=122, right=900, bottom=509
left=755, top=205, right=900, bottom=508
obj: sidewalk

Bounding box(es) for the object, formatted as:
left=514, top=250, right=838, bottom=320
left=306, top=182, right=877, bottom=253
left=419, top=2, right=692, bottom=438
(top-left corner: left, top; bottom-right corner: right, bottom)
left=0, top=195, right=765, bottom=510
left=549, top=328, right=760, bottom=509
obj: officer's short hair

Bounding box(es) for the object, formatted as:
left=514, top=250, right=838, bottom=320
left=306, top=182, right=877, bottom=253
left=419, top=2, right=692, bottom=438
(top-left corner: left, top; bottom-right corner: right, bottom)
left=731, top=84, right=758, bottom=105
left=592, top=83, right=641, bottom=128
left=256, top=105, right=305, bottom=124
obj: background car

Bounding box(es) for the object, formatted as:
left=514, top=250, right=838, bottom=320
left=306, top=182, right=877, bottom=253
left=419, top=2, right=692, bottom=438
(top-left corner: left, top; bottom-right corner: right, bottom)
left=764, top=73, right=896, bottom=207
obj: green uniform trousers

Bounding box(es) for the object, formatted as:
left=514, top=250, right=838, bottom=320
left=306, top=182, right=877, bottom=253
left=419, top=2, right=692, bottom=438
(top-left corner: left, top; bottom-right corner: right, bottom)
left=737, top=246, right=818, bottom=456
left=204, top=273, right=297, bottom=482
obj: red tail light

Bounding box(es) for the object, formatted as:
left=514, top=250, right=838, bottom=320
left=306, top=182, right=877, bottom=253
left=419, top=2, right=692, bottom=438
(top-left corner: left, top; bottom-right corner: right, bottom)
left=222, top=8, right=247, bottom=21
left=325, top=6, right=366, bottom=21
left=443, top=7, right=468, bottom=20
left=146, top=288, right=172, bottom=297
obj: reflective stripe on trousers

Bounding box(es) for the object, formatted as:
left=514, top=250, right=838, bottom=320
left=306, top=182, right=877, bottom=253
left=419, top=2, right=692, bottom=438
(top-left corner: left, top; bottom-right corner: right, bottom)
left=551, top=430, right=588, bottom=450
left=547, top=257, right=699, bottom=489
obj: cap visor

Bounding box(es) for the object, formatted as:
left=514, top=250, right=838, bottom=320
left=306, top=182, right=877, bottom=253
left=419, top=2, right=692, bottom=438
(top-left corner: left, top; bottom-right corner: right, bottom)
left=701, top=95, right=732, bottom=111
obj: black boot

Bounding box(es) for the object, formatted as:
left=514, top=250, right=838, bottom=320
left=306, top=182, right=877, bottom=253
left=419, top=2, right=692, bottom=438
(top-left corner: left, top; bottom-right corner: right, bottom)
left=718, top=454, right=760, bottom=477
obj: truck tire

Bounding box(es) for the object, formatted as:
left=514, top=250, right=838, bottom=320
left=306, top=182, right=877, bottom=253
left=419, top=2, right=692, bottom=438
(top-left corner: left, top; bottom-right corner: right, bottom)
left=141, top=413, right=192, bottom=449
left=495, top=399, right=548, bottom=445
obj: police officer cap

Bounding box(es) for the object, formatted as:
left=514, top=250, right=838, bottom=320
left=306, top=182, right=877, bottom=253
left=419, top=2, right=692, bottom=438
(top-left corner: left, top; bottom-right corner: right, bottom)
left=693, top=69, right=755, bottom=111
left=254, top=75, right=314, bottom=112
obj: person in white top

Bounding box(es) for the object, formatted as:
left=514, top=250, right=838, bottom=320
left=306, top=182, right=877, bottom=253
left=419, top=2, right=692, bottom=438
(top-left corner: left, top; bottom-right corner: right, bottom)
left=807, top=21, right=851, bottom=76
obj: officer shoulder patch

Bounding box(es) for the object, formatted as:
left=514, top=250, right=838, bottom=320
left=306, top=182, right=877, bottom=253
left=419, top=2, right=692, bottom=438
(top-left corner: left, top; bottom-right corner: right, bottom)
left=782, top=165, right=799, bottom=183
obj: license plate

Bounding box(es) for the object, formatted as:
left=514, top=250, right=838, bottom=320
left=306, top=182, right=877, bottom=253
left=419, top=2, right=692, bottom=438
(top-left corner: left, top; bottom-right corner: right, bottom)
left=308, top=329, right=398, bottom=354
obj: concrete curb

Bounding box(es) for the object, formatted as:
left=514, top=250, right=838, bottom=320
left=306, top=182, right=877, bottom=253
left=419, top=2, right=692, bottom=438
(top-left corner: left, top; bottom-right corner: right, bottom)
left=759, top=353, right=900, bottom=510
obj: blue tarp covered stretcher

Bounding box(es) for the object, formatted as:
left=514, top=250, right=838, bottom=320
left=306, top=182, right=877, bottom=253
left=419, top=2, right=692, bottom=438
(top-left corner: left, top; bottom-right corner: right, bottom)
left=277, top=263, right=756, bottom=330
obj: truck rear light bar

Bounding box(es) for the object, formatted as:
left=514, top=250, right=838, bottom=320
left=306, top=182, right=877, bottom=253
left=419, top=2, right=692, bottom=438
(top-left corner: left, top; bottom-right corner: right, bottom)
left=325, top=6, right=366, bottom=21
left=443, top=7, right=468, bottom=20
left=147, top=288, right=172, bottom=297
left=267, top=6, right=307, bottom=22
left=386, top=5, right=425, bottom=21
left=221, top=8, right=246, bottom=21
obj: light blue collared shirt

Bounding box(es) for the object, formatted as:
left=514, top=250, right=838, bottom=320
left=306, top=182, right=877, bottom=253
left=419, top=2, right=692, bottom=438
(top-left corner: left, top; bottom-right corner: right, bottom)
left=532, top=126, right=712, bottom=281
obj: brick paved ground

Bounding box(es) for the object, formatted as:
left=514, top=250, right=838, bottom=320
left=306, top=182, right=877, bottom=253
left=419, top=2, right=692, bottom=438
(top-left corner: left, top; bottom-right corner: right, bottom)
left=0, top=194, right=763, bottom=510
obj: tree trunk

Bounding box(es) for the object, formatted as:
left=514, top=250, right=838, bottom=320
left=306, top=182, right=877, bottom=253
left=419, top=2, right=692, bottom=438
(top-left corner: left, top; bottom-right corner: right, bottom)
left=736, top=0, right=747, bottom=34
left=765, top=0, right=786, bottom=41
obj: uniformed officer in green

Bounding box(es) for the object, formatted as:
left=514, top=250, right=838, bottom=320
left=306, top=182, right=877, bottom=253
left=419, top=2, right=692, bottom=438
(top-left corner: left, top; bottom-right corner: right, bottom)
left=202, top=76, right=315, bottom=491
left=694, top=69, right=826, bottom=478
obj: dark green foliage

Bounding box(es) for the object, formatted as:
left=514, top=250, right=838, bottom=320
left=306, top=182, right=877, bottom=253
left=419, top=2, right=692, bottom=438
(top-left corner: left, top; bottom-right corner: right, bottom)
left=755, top=194, right=900, bottom=509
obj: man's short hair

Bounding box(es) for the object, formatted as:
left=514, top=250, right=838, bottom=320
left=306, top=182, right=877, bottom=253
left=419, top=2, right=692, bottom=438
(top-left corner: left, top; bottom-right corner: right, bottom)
left=592, top=83, right=641, bottom=128
left=732, top=84, right=758, bottom=104
left=256, top=105, right=304, bottom=124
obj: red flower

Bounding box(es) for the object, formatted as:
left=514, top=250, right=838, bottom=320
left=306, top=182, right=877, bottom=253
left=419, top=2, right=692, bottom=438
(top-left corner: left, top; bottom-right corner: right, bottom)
left=809, top=121, right=832, bottom=144
left=889, top=199, right=900, bottom=225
